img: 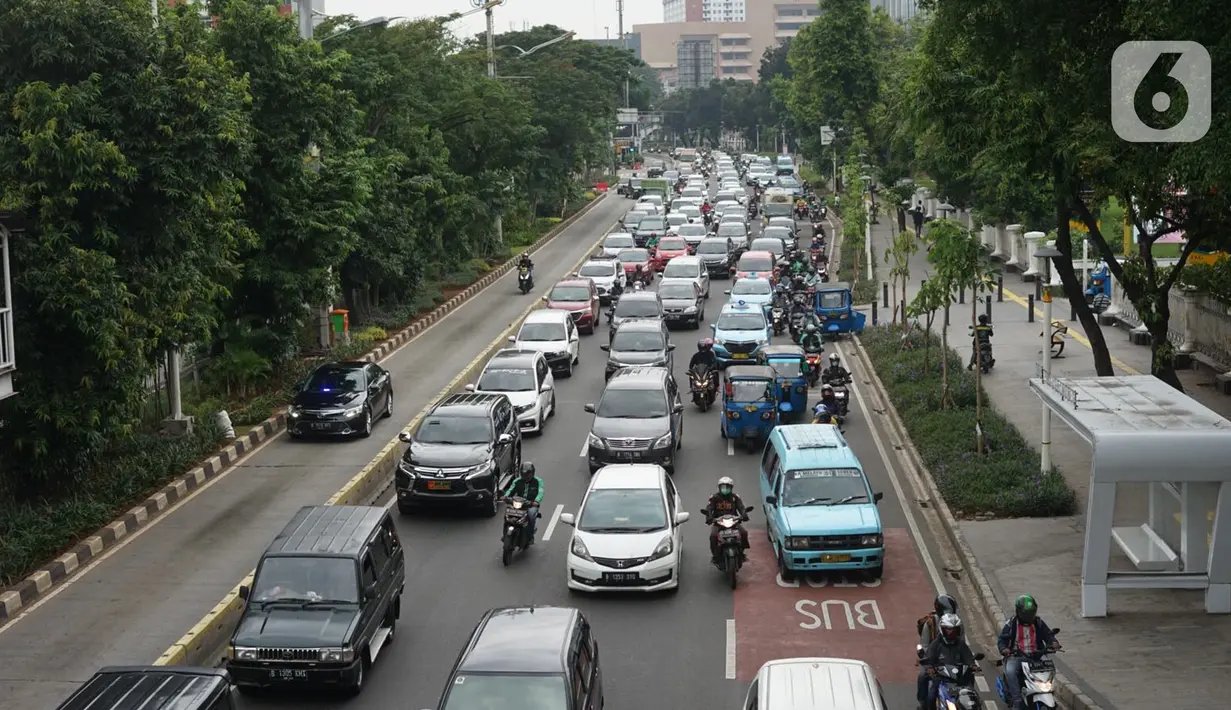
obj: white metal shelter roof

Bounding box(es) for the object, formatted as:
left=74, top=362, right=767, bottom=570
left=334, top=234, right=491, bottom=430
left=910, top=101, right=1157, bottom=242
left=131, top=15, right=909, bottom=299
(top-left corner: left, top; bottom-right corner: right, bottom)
left=1028, top=375, right=1231, bottom=483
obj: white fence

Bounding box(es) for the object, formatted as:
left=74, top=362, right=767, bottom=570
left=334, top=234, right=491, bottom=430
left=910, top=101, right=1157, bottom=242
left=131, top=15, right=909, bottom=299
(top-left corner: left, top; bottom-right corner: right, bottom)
left=1106, top=272, right=1231, bottom=368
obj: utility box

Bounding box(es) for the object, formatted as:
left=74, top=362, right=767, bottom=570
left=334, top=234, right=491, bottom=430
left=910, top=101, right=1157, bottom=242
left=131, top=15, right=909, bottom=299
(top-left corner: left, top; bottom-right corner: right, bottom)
left=329, top=308, right=350, bottom=345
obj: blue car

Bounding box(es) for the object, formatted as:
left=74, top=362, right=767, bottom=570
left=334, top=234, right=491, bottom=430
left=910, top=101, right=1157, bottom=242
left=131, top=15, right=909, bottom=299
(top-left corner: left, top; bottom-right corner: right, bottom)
left=723, top=276, right=774, bottom=316
left=759, top=424, right=885, bottom=580
left=711, top=300, right=771, bottom=367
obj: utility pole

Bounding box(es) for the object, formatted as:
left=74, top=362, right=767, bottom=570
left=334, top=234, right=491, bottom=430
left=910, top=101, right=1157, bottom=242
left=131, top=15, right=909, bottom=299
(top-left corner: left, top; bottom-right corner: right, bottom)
left=483, top=1, right=504, bottom=246
left=296, top=0, right=313, bottom=40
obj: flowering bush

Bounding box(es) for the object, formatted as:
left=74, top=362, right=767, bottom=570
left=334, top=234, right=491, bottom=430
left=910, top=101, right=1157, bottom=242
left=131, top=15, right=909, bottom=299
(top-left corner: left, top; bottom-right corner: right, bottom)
left=860, top=325, right=1077, bottom=518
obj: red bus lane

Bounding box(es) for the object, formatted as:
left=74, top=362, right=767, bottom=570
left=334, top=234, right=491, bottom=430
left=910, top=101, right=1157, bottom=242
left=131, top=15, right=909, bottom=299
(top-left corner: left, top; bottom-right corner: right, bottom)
left=733, top=528, right=933, bottom=684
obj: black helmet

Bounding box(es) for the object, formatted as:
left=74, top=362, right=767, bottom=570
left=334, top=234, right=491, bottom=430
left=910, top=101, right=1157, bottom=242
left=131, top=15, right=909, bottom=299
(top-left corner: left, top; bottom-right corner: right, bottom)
left=978, top=314, right=990, bottom=325
left=698, top=338, right=714, bottom=352
left=519, top=462, right=535, bottom=479
left=934, top=594, right=958, bottom=616
left=1014, top=594, right=1038, bottom=624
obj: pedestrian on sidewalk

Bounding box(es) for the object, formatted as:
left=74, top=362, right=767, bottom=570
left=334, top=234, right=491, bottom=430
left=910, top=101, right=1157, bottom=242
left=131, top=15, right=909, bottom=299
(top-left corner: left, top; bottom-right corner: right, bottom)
left=910, top=201, right=925, bottom=236
left=897, top=205, right=907, bottom=235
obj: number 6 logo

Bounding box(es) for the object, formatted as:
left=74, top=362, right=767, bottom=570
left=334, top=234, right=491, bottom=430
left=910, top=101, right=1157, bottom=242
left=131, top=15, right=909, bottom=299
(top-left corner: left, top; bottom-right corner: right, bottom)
left=1111, top=41, right=1211, bottom=143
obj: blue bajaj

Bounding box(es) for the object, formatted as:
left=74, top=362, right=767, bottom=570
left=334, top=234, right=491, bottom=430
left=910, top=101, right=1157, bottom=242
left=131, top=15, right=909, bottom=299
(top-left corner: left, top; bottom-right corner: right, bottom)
left=815, top=282, right=866, bottom=338
left=757, top=344, right=809, bottom=422
left=721, top=365, right=786, bottom=453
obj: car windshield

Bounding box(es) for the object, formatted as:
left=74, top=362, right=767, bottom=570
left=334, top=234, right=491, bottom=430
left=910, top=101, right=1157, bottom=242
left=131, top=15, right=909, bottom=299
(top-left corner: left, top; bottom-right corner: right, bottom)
left=819, top=292, right=846, bottom=309
left=659, top=283, right=697, bottom=300
left=619, top=249, right=649, bottom=264
left=764, top=228, right=792, bottom=241
left=781, top=468, right=870, bottom=507
left=732, top=279, right=771, bottom=296
left=579, top=263, right=614, bottom=277
left=738, top=255, right=774, bottom=272
left=613, top=299, right=660, bottom=318
left=611, top=331, right=666, bottom=352
left=678, top=225, right=706, bottom=237
left=550, top=286, right=590, bottom=302
left=658, top=238, right=687, bottom=251
left=729, top=380, right=773, bottom=402
left=752, top=240, right=784, bottom=256
left=770, top=219, right=794, bottom=228
left=252, top=556, right=358, bottom=604
left=596, top=388, right=668, bottom=418
left=718, top=225, right=745, bottom=238
left=662, top=262, right=697, bottom=279
left=478, top=367, right=535, bottom=392
left=517, top=323, right=566, bottom=341
left=578, top=488, right=668, bottom=533
left=718, top=312, right=765, bottom=330
left=768, top=359, right=804, bottom=378
left=605, top=235, right=635, bottom=248
left=697, top=241, right=728, bottom=255
left=639, top=218, right=667, bottom=230
left=304, top=367, right=364, bottom=393
left=415, top=415, right=492, bottom=445
left=442, top=674, right=568, bottom=710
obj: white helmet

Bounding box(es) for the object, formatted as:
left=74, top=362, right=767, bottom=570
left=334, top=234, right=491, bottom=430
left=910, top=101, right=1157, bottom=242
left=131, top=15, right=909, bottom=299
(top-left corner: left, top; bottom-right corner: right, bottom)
left=717, top=477, right=735, bottom=495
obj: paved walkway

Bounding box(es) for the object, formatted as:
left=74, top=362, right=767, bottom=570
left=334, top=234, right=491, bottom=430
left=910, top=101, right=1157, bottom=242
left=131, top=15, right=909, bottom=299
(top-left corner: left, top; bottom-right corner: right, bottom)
left=865, top=219, right=1231, bottom=710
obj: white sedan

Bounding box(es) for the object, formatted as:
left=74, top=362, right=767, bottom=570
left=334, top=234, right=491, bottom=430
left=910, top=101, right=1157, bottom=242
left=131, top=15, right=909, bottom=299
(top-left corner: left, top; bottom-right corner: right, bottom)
left=562, top=464, right=689, bottom=592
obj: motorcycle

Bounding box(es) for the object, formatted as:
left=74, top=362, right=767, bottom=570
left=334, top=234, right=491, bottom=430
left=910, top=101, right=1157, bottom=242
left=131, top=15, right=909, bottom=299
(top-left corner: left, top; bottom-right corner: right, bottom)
left=995, top=632, right=1063, bottom=710
left=804, top=352, right=823, bottom=386
left=810, top=247, right=825, bottom=268
left=500, top=495, right=540, bottom=566
left=830, top=384, right=850, bottom=416
left=771, top=307, right=788, bottom=336
left=517, top=266, right=533, bottom=295
left=923, top=653, right=986, bottom=710
left=689, top=366, right=718, bottom=412
left=811, top=402, right=844, bottom=429
left=973, top=340, right=995, bottom=373
left=1047, top=320, right=1067, bottom=358
left=703, top=506, right=754, bottom=589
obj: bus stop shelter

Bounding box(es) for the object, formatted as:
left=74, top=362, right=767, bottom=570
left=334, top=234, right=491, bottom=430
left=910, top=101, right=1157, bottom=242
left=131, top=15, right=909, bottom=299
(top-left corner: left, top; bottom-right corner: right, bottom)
left=1029, top=373, right=1231, bottom=617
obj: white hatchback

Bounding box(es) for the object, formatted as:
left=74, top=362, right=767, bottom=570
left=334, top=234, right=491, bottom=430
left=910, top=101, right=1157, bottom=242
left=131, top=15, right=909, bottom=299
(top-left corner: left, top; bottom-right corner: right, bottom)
left=507, top=309, right=580, bottom=377
left=601, top=232, right=636, bottom=257
left=561, top=464, right=689, bottom=592
left=466, top=350, right=555, bottom=434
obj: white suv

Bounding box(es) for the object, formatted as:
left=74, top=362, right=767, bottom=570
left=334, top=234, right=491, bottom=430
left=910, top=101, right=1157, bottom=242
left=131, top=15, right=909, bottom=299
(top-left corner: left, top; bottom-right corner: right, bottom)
left=507, top=309, right=579, bottom=377
left=467, top=350, right=555, bottom=434
left=576, top=258, right=626, bottom=303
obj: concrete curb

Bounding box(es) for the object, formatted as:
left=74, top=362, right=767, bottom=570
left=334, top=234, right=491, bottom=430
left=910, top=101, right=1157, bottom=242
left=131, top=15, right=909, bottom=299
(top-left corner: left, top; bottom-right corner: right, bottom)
left=848, top=332, right=1104, bottom=710
left=154, top=204, right=623, bottom=669
left=0, top=192, right=609, bottom=627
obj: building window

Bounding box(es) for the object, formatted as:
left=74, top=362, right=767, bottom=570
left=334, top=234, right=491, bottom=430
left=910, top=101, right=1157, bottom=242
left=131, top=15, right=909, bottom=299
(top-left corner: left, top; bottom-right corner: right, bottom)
left=776, top=22, right=807, bottom=31
left=778, top=8, right=804, bottom=16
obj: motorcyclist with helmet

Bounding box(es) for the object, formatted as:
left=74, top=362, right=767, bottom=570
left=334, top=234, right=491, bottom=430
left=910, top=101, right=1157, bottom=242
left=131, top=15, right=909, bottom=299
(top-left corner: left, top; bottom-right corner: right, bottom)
left=517, top=253, right=534, bottom=290
left=916, top=595, right=961, bottom=705
left=689, top=339, right=720, bottom=399
left=704, top=477, right=750, bottom=564
left=821, top=353, right=850, bottom=385
left=818, top=384, right=841, bottom=416
left=811, top=403, right=837, bottom=425
left=998, top=595, right=1060, bottom=710
left=501, top=463, right=544, bottom=544
left=968, top=313, right=994, bottom=370
left=919, top=613, right=980, bottom=710
left=798, top=322, right=824, bottom=354
left=633, top=263, right=649, bottom=287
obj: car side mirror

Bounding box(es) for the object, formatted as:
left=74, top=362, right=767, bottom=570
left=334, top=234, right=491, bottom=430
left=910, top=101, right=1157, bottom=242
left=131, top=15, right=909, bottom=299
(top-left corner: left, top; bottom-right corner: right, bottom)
left=724, top=290, right=731, bottom=295
left=973, top=652, right=986, bottom=661
left=540, top=383, right=552, bottom=393
left=667, top=344, right=676, bottom=352
left=710, top=324, right=716, bottom=330
left=464, top=384, right=476, bottom=392
left=765, top=496, right=777, bottom=505
left=497, top=433, right=514, bottom=445
left=238, top=585, right=249, bottom=600
left=599, top=344, right=610, bottom=351
left=398, top=431, right=413, bottom=443
left=293, top=379, right=306, bottom=391
left=873, top=492, right=884, bottom=503
left=541, top=295, right=548, bottom=302
left=745, top=505, right=755, bottom=513
left=559, top=513, right=576, bottom=526
left=674, top=512, right=690, bottom=525
left=584, top=403, right=596, bottom=413
left=1051, top=627, right=1062, bottom=634
left=673, top=403, right=685, bottom=414
left=363, top=584, right=378, bottom=601
left=507, top=335, right=516, bottom=343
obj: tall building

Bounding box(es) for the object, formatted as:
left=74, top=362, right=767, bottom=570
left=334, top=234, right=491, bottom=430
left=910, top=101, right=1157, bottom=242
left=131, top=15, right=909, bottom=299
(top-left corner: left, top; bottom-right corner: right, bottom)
left=662, top=0, right=702, bottom=23
left=702, top=0, right=747, bottom=22
left=870, top=0, right=919, bottom=22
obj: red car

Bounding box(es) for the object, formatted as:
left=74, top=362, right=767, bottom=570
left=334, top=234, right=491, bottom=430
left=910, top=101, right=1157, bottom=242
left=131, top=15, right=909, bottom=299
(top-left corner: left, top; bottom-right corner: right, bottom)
left=650, top=236, right=690, bottom=271
left=616, top=248, right=655, bottom=285
left=544, top=279, right=600, bottom=334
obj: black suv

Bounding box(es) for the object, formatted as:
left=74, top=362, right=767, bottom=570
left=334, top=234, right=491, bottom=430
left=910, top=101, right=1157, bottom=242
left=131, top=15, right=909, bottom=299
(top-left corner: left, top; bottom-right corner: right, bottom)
left=601, top=320, right=674, bottom=379
left=396, top=393, right=521, bottom=516
left=584, top=367, right=684, bottom=473
left=57, top=667, right=243, bottom=710
left=228, top=506, right=406, bottom=697
left=433, top=607, right=603, bottom=710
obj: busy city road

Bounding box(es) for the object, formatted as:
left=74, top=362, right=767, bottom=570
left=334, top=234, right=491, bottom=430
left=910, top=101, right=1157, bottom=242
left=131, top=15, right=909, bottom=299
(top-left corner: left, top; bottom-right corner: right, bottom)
left=238, top=165, right=1002, bottom=710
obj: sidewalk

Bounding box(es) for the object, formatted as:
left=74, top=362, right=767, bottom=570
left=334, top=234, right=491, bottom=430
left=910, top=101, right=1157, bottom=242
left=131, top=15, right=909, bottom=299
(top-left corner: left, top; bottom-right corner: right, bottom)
left=865, top=220, right=1231, bottom=710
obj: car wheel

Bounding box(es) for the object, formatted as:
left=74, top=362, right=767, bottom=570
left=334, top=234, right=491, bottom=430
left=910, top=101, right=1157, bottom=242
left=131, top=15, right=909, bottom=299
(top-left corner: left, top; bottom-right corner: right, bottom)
left=359, top=407, right=373, bottom=438
left=345, top=651, right=367, bottom=697
left=482, top=489, right=498, bottom=518
left=397, top=501, right=417, bottom=515
left=537, top=409, right=547, bottom=435
left=563, top=360, right=574, bottom=378
left=383, top=391, right=394, bottom=419
left=548, top=392, right=556, bottom=417
left=868, top=565, right=884, bottom=580
left=776, top=544, right=795, bottom=582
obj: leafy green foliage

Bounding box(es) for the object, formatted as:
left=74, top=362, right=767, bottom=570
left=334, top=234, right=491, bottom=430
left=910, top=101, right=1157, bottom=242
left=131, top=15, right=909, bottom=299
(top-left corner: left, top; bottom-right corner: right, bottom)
left=862, top=325, right=1076, bottom=518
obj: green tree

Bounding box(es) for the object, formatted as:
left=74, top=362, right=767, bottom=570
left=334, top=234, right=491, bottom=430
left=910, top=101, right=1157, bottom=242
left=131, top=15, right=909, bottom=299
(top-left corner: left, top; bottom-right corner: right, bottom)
left=0, top=0, right=251, bottom=488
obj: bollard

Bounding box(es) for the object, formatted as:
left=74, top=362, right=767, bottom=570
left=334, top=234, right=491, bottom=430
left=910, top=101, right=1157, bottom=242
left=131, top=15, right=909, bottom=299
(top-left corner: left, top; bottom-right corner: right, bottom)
left=883, top=282, right=890, bottom=308
left=1071, top=302, right=1078, bottom=321
left=1035, top=278, right=1042, bottom=301
left=1027, top=294, right=1035, bottom=322
left=958, top=285, right=965, bottom=304
left=944, top=305, right=950, bottom=326
left=997, top=276, right=1004, bottom=302
left=984, top=296, right=992, bottom=323
left=871, top=300, right=878, bottom=325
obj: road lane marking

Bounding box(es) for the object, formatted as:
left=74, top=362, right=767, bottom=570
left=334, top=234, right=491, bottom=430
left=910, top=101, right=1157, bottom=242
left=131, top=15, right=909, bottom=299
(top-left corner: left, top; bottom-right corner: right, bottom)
left=975, top=674, right=991, bottom=693
left=726, top=438, right=734, bottom=456
left=725, top=618, right=737, bottom=679
left=541, top=504, right=565, bottom=541
left=998, top=287, right=1140, bottom=375
left=579, top=433, right=590, bottom=457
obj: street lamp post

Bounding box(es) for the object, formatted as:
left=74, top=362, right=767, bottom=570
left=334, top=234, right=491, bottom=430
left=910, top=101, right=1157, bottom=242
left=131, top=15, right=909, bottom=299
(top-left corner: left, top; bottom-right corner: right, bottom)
left=1035, top=243, right=1062, bottom=473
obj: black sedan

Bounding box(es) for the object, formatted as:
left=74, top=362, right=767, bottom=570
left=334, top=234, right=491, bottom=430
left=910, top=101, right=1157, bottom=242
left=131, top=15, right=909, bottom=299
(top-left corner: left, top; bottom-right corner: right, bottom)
left=287, top=361, right=393, bottom=439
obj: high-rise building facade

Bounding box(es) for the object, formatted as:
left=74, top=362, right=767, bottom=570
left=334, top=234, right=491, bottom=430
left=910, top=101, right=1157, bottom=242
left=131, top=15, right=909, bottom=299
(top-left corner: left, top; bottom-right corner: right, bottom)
left=662, top=0, right=703, bottom=23
left=702, top=0, right=746, bottom=23
left=869, top=0, right=918, bottom=22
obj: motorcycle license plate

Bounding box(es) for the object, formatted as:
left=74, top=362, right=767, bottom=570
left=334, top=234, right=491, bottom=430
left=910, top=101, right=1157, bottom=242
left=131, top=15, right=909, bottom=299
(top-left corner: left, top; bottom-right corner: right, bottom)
left=821, top=553, right=851, bottom=563
left=426, top=481, right=452, bottom=491
left=718, top=530, right=741, bottom=540
left=732, top=353, right=749, bottom=359
left=269, top=669, right=307, bottom=680
left=602, top=572, right=639, bottom=582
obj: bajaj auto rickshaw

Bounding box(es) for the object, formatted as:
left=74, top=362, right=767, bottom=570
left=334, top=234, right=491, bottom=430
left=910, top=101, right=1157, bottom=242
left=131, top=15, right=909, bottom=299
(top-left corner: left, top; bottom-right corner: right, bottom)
left=721, top=365, right=787, bottom=452
left=757, top=345, right=809, bottom=422
left=815, top=282, right=867, bottom=338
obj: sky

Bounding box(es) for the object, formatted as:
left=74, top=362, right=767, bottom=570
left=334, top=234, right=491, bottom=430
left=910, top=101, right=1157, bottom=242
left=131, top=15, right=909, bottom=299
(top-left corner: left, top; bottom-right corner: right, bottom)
left=327, top=0, right=662, bottom=41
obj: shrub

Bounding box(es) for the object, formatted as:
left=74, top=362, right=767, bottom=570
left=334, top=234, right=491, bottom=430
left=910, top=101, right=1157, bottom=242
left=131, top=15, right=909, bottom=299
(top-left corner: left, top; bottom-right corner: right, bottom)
left=860, top=324, right=1077, bottom=518
left=839, top=233, right=878, bottom=304
left=0, top=420, right=226, bottom=585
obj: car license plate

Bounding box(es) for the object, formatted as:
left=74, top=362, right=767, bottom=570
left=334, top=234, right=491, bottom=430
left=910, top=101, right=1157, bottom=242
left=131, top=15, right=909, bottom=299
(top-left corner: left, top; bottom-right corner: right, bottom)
left=602, top=572, right=638, bottom=582
left=309, top=422, right=332, bottom=430
left=426, top=481, right=452, bottom=491
left=270, top=669, right=307, bottom=680
left=821, top=553, right=851, bottom=563
left=732, top=353, right=749, bottom=359
left=616, top=451, right=638, bottom=460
